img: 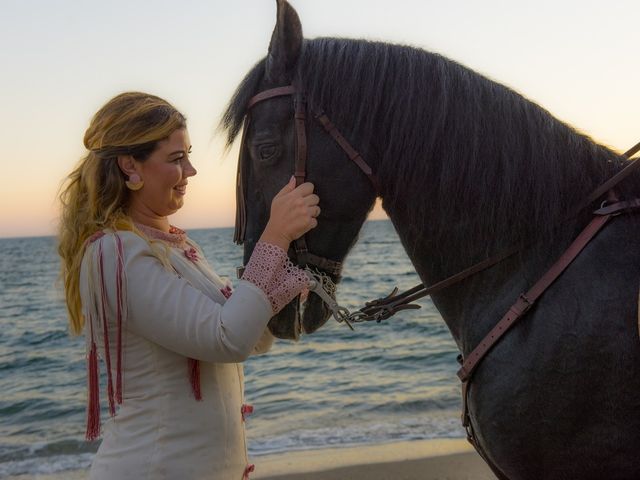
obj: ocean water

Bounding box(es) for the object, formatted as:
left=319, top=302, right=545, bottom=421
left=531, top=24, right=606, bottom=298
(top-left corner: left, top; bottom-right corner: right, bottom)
left=0, top=220, right=464, bottom=477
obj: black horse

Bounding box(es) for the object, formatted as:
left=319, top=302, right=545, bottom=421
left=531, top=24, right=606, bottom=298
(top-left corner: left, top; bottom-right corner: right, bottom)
left=222, top=1, right=640, bottom=478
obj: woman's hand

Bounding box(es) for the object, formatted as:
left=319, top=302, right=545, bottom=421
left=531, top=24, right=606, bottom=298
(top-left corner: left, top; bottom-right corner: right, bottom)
left=259, top=176, right=320, bottom=251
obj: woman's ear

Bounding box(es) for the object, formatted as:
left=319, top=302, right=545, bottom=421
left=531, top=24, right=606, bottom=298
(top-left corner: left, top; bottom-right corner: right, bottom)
left=117, top=155, right=138, bottom=177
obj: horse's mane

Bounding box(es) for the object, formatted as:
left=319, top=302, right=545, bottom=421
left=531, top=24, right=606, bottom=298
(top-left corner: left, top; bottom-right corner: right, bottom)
left=222, top=38, right=637, bottom=265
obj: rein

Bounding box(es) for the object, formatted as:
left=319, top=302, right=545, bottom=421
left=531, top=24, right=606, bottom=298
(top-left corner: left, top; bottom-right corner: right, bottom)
left=355, top=140, right=640, bottom=322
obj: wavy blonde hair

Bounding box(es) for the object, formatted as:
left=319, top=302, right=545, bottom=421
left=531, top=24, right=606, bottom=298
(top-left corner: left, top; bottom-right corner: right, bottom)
left=58, top=92, right=186, bottom=335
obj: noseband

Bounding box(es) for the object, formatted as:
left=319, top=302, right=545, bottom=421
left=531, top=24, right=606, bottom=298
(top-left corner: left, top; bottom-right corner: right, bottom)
left=234, top=83, right=380, bottom=277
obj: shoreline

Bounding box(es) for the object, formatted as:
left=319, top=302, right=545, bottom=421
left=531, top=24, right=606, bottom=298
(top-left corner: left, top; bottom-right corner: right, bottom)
left=7, top=438, right=495, bottom=480
left=255, top=439, right=495, bottom=479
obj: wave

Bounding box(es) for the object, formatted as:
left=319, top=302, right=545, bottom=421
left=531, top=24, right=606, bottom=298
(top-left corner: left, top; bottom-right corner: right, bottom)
left=248, top=413, right=465, bottom=456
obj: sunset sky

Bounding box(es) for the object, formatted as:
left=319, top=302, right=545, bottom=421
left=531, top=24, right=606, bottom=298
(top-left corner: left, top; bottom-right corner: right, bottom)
left=1, top=0, right=638, bottom=238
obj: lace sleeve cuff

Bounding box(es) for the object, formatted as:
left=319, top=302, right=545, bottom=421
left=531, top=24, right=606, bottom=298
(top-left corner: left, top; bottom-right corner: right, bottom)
left=241, top=241, right=309, bottom=314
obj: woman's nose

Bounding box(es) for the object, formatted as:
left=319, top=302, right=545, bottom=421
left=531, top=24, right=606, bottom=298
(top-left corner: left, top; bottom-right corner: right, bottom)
left=184, top=159, right=197, bottom=177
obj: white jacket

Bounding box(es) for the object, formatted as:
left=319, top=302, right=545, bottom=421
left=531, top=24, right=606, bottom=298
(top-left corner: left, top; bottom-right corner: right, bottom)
left=80, top=229, right=274, bottom=480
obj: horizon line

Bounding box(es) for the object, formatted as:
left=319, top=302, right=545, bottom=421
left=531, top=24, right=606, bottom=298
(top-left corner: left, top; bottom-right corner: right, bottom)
left=0, top=218, right=391, bottom=241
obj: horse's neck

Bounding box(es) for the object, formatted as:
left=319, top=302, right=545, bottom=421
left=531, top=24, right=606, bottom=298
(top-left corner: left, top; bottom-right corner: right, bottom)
left=384, top=202, right=572, bottom=349
left=371, top=82, right=615, bottom=344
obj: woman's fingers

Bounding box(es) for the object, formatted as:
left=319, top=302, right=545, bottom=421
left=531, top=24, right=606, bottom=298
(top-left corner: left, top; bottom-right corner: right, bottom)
left=295, top=182, right=314, bottom=195
left=308, top=205, right=321, bottom=218
left=289, top=183, right=320, bottom=219
left=261, top=179, right=321, bottom=248
left=274, top=176, right=297, bottom=199
left=303, top=193, right=320, bottom=207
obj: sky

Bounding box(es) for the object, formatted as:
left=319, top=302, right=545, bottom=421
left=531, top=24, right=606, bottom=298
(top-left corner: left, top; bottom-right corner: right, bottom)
left=0, top=0, right=638, bottom=238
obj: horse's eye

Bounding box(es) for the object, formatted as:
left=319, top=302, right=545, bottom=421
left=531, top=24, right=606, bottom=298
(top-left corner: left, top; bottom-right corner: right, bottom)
left=259, top=144, right=277, bottom=160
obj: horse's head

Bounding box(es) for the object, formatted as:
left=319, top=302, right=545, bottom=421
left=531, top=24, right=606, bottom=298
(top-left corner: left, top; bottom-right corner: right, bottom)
left=227, top=0, right=377, bottom=339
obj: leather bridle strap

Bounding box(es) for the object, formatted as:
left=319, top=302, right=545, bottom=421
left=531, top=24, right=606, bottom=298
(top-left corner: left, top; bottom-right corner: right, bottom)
left=455, top=197, right=640, bottom=470
left=293, top=90, right=307, bottom=186
left=314, top=110, right=380, bottom=192
left=247, top=85, right=297, bottom=109
left=573, top=140, right=640, bottom=214
left=245, top=85, right=379, bottom=192
left=457, top=206, right=620, bottom=384
left=242, top=84, right=378, bottom=275
left=356, top=244, right=523, bottom=321
left=291, top=89, right=313, bottom=269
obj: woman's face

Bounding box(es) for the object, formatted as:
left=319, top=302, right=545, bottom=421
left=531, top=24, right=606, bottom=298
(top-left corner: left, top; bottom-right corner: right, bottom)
left=133, top=128, right=196, bottom=217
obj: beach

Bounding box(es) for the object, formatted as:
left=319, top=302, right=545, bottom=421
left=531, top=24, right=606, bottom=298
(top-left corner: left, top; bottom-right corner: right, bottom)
left=256, top=439, right=495, bottom=480
left=7, top=439, right=495, bottom=480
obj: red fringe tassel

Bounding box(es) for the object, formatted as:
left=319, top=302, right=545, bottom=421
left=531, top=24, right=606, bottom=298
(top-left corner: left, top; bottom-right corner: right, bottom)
left=86, top=233, right=204, bottom=440
left=243, top=464, right=255, bottom=479
left=114, top=235, right=125, bottom=404
left=86, top=339, right=101, bottom=441
left=98, top=241, right=116, bottom=416
left=241, top=404, right=254, bottom=422
left=85, top=234, right=127, bottom=441
left=188, top=358, right=202, bottom=401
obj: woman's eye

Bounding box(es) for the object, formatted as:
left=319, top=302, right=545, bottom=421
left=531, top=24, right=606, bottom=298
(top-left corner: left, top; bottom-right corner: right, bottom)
left=259, top=144, right=277, bottom=160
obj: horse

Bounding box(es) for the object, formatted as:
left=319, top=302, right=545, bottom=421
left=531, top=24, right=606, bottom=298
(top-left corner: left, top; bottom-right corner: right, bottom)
left=221, top=1, right=640, bottom=478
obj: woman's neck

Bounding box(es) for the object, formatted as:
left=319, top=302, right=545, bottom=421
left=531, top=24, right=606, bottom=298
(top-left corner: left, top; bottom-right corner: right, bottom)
left=127, top=207, right=170, bottom=233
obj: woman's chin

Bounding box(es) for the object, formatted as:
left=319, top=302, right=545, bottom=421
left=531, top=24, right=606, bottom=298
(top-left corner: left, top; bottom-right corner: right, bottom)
left=163, top=201, right=183, bottom=216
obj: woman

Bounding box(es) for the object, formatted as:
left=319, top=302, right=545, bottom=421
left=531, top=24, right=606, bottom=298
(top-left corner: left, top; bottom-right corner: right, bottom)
left=57, top=92, right=319, bottom=479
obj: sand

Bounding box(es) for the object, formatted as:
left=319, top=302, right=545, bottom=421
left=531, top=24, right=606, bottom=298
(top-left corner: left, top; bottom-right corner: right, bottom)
left=255, top=439, right=495, bottom=480
left=9, top=438, right=496, bottom=480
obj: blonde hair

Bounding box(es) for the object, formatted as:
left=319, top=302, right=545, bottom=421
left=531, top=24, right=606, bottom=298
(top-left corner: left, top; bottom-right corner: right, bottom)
left=58, top=92, right=186, bottom=335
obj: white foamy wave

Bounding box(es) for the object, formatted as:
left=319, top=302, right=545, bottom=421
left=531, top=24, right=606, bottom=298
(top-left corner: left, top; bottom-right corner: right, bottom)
left=0, top=452, right=93, bottom=477
left=248, top=413, right=464, bottom=456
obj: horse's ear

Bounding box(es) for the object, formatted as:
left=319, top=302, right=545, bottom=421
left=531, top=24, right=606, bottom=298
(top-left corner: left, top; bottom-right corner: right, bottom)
left=266, top=0, right=303, bottom=83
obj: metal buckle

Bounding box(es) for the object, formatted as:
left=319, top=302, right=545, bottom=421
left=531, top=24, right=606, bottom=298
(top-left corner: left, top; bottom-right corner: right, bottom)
left=236, top=266, right=245, bottom=280
left=598, top=199, right=623, bottom=217
left=303, top=269, right=419, bottom=328
left=304, top=268, right=354, bottom=330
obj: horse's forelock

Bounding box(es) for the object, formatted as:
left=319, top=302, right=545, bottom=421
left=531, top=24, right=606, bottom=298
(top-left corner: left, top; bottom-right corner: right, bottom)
left=220, top=58, right=267, bottom=148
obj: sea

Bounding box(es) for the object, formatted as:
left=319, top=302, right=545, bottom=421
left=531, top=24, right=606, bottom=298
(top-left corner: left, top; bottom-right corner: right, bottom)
left=0, top=219, right=465, bottom=478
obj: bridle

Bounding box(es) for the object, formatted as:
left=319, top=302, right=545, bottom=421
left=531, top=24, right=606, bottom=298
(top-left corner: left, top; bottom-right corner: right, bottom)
left=234, top=83, right=380, bottom=278
left=234, top=81, right=640, bottom=326
left=234, top=81, right=640, bottom=479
